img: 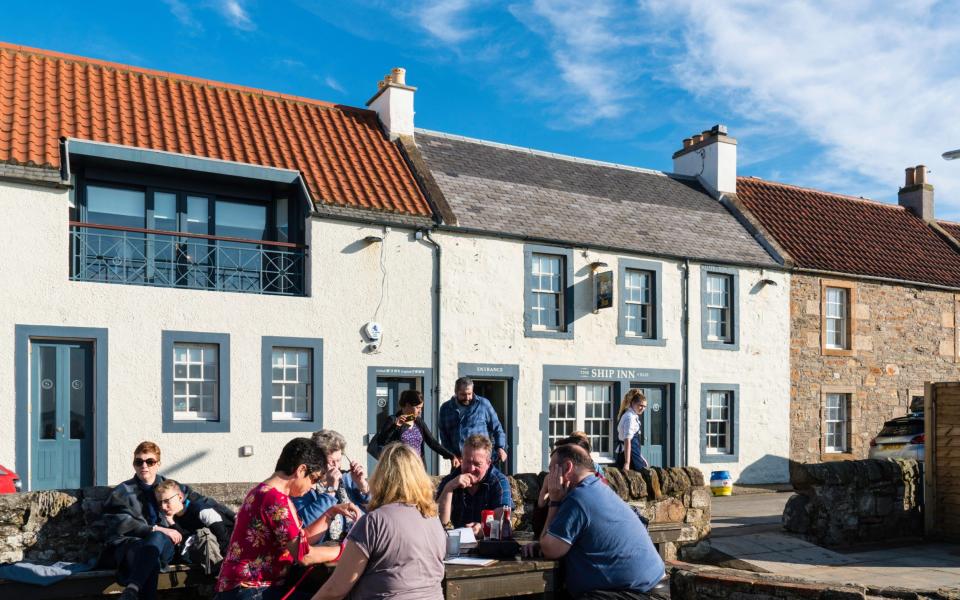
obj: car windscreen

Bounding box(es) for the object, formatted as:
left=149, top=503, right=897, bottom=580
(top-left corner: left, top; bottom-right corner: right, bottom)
left=879, top=419, right=923, bottom=437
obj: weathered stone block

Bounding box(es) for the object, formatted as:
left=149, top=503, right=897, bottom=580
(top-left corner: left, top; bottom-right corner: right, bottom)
left=690, top=487, right=712, bottom=509
left=652, top=497, right=685, bottom=523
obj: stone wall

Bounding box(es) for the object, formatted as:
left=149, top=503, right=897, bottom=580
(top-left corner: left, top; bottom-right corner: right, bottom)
left=670, top=562, right=953, bottom=600
left=782, top=459, right=922, bottom=546
left=791, top=274, right=958, bottom=464
left=0, top=469, right=710, bottom=564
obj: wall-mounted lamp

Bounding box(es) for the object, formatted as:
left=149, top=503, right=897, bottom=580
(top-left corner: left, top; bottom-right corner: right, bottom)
left=363, top=235, right=383, bottom=244
left=589, top=260, right=609, bottom=271
left=758, top=278, right=778, bottom=287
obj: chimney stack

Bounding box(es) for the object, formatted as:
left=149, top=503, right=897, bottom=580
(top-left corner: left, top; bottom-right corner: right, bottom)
left=366, top=67, right=416, bottom=140
left=672, top=124, right=737, bottom=197
left=898, top=165, right=934, bottom=221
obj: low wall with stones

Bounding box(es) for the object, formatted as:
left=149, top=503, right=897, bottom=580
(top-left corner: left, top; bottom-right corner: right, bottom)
left=781, top=458, right=922, bottom=547
left=670, top=562, right=955, bottom=600
left=0, top=468, right=710, bottom=564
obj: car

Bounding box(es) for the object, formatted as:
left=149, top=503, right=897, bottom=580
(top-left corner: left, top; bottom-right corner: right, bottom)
left=0, top=464, right=22, bottom=493
left=868, top=412, right=925, bottom=462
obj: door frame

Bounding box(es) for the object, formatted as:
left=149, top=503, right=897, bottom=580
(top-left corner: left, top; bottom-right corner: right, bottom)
left=15, top=325, right=109, bottom=491
left=631, top=383, right=671, bottom=468
left=541, top=365, right=681, bottom=470
left=458, top=363, right=520, bottom=474
left=366, top=366, right=434, bottom=472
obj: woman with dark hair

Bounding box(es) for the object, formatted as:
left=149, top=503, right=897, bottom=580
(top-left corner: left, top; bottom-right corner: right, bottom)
left=214, top=438, right=360, bottom=600
left=371, top=390, right=453, bottom=464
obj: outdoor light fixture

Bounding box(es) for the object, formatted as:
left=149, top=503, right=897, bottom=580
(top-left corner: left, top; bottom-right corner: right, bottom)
left=589, top=260, right=609, bottom=270
left=759, top=278, right=778, bottom=287
left=944, top=148, right=960, bottom=161
left=363, top=235, right=383, bottom=244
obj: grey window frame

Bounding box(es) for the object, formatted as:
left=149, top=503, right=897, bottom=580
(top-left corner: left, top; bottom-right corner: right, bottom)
left=700, top=265, right=739, bottom=351
left=699, top=383, right=739, bottom=462
left=261, top=336, right=323, bottom=432
left=162, top=330, right=230, bottom=433
left=617, top=258, right=665, bottom=346
left=523, top=244, right=574, bottom=339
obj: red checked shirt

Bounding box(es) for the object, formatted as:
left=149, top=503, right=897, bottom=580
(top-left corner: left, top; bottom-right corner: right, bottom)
left=215, top=484, right=309, bottom=592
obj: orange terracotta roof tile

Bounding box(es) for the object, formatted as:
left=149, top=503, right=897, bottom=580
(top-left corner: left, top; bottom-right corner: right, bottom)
left=737, top=177, right=960, bottom=288
left=0, top=42, right=430, bottom=216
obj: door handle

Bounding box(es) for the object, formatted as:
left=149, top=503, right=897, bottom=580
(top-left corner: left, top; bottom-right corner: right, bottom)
left=56, top=426, right=64, bottom=433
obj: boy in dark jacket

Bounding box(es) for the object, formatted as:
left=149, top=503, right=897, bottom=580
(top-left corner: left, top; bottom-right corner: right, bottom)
left=154, top=479, right=234, bottom=569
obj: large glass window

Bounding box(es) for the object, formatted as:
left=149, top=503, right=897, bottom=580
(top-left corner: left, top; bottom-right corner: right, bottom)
left=624, top=269, right=654, bottom=338
left=824, top=393, right=848, bottom=453
left=271, top=348, right=312, bottom=421
left=704, top=390, right=732, bottom=454
left=531, top=253, right=563, bottom=330
left=825, top=287, right=849, bottom=350
left=172, top=343, right=219, bottom=421
left=86, top=186, right=145, bottom=228
left=705, top=274, right=732, bottom=342
left=548, top=382, right=614, bottom=461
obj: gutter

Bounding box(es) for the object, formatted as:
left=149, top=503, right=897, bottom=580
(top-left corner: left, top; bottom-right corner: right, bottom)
left=794, top=267, right=960, bottom=294
left=681, top=258, right=691, bottom=467
left=420, top=228, right=443, bottom=472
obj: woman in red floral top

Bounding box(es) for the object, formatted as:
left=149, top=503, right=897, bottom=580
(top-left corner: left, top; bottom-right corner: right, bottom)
left=214, top=438, right=360, bottom=600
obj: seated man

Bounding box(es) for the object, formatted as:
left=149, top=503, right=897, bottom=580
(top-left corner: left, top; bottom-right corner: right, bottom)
left=436, top=434, right=513, bottom=535
left=154, top=479, right=235, bottom=571
left=524, top=444, right=666, bottom=600
left=102, top=441, right=185, bottom=600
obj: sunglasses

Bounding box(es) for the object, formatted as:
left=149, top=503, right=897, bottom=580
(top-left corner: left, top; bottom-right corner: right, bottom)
left=159, top=493, right=181, bottom=505
left=134, top=458, right=159, bottom=467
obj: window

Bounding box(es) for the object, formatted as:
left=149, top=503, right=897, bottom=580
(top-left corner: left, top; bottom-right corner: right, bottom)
left=548, top=382, right=614, bottom=461
left=704, top=391, right=731, bottom=454
left=523, top=245, right=574, bottom=339
left=824, top=287, right=849, bottom=349
left=617, top=259, right=665, bottom=346
left=261, top=336, right=323, bottom=432
left=824, top=393, right=849, bottom=453
left=162, top=331, right=230, bottom=433
left=700, top=267, right=739, bottom=350
left=700, top=384, right=739, bottom=462
left=271, top=348, right=311, bottom=420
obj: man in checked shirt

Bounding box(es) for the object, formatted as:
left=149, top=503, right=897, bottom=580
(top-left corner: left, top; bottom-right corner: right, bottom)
left=438, top=377, right=508, bottom=470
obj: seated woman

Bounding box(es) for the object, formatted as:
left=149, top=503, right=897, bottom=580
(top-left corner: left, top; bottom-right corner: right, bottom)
left=312, top=442, right=447, bottom=600
left=372, top=390, right=453, bottom=464
left=214, top=438, right=360, bottom=600
left=293, top=430, right=370, bottom=542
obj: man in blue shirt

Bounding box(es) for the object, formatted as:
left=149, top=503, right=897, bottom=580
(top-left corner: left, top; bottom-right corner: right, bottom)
left=439, top=377, right=508, bottom=469
left=437, top=434, right=513, bottom=535
left=524, top=444, right=666, bottom=599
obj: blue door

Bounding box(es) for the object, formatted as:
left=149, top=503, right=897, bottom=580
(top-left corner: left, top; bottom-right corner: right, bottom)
left=635, top=385, right=668, bottom=468
left=31, top=342, right=94, bottom=490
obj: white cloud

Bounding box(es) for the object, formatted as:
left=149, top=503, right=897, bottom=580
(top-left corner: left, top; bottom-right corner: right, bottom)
left=323, top=76, right=346, bottom=94
left=163, top=0, right=203, bottom=31
left=418, top=0, right=481, bottom=43
left=217, top=0, right=256, bottom=31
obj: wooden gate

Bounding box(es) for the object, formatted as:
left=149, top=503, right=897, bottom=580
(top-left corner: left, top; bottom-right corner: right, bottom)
left=926, top=382, right=960, bottom=541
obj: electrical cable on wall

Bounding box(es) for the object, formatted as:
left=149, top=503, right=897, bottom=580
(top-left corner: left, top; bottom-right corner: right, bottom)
left=367, top=227, right=389, bottom=353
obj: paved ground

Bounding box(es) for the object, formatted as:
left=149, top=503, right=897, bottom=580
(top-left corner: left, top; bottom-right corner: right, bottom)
left=706, top=492, right=960, bottom=591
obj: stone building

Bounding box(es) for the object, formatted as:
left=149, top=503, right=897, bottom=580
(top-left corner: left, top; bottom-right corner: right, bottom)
left=732, top=169, right=960, bottom=463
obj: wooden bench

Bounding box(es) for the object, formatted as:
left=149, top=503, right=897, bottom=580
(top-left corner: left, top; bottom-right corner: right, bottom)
left=0, top=564, right=214, bottom=599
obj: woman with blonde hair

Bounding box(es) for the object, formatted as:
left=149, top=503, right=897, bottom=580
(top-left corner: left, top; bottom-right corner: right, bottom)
left=615, top=389, right=650, bottom=471
left=312, top=442, right=446, bottom=600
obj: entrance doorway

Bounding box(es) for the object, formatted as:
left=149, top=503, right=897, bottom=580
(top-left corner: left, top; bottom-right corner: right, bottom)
left=31, top=341, right=95, bottom=490
left=367, top=369, right=437, bottom=474
left=471, top=378, right=514, bottom=474
left=631, top=384, right=671, bottom=467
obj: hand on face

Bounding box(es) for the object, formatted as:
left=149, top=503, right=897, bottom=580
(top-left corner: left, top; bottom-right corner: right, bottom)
left=349, top=460, right=366, bottom=483
left=546, top=462, right=569, bottom=503
left=448, top=473, right=478, bottom=491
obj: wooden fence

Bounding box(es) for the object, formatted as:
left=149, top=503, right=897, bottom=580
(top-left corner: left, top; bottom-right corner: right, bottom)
left=925, top=382, right=960, bottom=541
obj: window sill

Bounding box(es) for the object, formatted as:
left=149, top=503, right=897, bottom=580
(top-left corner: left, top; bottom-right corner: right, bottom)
left=701, top=339, right=739, bottom=351
left=700, top=452, right=739, bottom=464
left=822, top=347, right=854, bottom=357
left=262, top=417, right=322, bottom=433
left=820, top=451, right=855, bottom=461
left=616, top=335, right=667, bottom=347
left=164, top=419, right=229, bottom=433
left=524, top=328, right=574, bottom=340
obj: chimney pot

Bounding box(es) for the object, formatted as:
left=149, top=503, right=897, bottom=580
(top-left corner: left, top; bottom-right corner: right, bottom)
left=905, top=167, right=915, bottom=187
left=683, top=138, right=692, bottom=149
left=692, top=134, right=703, bottom=144
left=915, top=165, right=926, bottom=185
left=712, top=124, right=728, bottom=135
left=701, top=129, right=712, bottom=139
left=391, top=67, right=406, bottom=86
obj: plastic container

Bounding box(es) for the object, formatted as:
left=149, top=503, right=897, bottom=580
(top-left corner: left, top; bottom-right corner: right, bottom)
left=481, top=509, right=495, bottom=538
left=710, top=470, right=733, bottom=496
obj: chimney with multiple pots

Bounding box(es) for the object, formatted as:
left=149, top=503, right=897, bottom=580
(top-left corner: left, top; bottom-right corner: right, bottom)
left=898, top=165, right=934, bottom=221
left=367, top=67, right=417, bottom=140
left=672, top=124, right=738, bottom=197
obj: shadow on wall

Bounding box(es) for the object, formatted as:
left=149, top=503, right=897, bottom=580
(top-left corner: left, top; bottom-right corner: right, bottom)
left=162, top=450, right=210, bottom=480
left=736, top=454, right=790, bottom=485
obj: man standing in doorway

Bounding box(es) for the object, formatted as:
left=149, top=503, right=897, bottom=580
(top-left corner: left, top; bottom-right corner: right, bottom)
left=438, top=377, right=507, bottom=469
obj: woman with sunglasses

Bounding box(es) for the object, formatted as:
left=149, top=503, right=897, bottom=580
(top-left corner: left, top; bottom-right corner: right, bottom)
left=371, top=390, right=453, bottom=465
left=215, top=438, right=360, bottom=600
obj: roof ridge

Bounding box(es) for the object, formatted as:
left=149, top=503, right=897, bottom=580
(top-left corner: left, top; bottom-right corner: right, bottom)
left=738, top=175, right=904, bottom=211
left=416, top=128, right=689, bottom=179
left=0, top=41, right=375, bottom=116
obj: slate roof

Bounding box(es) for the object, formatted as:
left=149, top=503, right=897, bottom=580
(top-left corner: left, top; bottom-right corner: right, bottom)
left=736, top=177, right=960, bottom=288
left=0, top=42, right=430, bottom=216
left=414, top=130, right=778, bottom=267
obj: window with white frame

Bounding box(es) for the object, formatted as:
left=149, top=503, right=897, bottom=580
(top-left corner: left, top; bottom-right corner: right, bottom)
left=172, top=343, right=219, bottom=420
left=704, top=390, right=732, bottom=454
left=824, top=287, right=849, bottom=349
left=824, top=393, right=849, bottom=453
left=705, top=274, right=732, bottom=342
left=271, top=348, right=312, bottom=421
left=531, top=253, right=563, bottom=330
left=548, top=382, right=614, bottom=460
left=624, top=269, right=654, bottom=338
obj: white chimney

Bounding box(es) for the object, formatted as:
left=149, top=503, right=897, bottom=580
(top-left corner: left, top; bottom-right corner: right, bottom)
left=672, top=124, right=737, bottom=197
left=366, top=67, right=416, bottom=140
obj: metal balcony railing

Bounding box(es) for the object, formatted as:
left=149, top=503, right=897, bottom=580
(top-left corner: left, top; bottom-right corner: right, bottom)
left=69, top=222, right=306, bottom=296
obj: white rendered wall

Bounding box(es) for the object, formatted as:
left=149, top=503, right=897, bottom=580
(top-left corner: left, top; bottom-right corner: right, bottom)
left=672, top=139, right=737, bottom=197
left=0, top=181, right=433, bottom=486
left=435, top=231, right=791, bottom=483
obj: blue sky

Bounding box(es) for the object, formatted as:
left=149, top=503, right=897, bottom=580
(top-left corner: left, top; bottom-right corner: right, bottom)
left=5, top=1, right=960, bottom=216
